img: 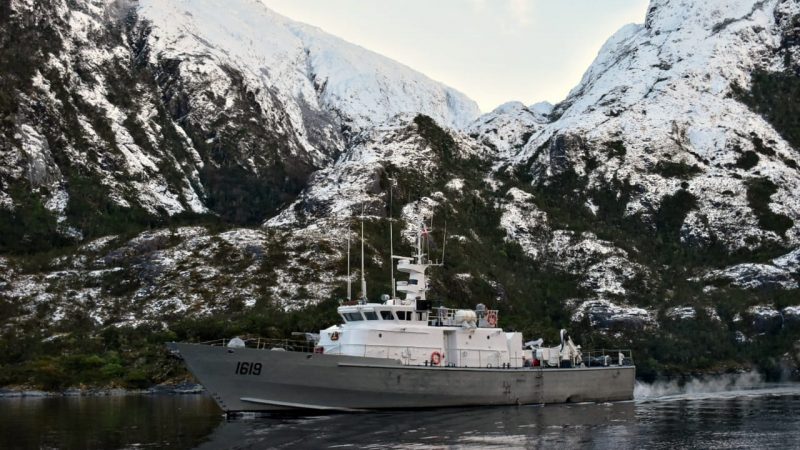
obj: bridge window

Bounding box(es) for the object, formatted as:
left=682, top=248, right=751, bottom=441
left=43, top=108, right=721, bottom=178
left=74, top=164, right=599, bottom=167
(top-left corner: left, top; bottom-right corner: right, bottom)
left=343, top=312, right=363, bottom=321
left=396, top=311, right=412, bottom=321
left=380, top=311, right=394, bottom=320
left=364, top=311, right=378, bottom=320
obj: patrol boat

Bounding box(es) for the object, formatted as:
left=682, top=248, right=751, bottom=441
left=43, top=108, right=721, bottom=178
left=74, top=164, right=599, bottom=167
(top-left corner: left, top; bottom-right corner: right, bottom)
left=169, top=224, right=635, bottom=412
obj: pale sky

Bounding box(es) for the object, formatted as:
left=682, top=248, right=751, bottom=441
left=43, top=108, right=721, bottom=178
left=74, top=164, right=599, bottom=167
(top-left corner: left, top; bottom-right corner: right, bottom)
left=261, top=0, right=650, bottom=112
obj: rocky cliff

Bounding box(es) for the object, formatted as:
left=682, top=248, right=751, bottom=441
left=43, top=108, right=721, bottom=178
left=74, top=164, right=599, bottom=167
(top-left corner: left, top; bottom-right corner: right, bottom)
left=0, top=0, right=798, bottom=388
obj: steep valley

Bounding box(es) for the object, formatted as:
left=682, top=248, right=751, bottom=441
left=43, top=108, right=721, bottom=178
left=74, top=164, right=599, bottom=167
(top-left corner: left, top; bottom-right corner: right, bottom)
left=0, top=0, right=799, bottom=389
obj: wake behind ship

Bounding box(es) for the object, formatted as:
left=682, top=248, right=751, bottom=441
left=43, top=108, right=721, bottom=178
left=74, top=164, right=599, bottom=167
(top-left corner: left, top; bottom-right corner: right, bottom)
left=169, top=224, right=635, bottom=412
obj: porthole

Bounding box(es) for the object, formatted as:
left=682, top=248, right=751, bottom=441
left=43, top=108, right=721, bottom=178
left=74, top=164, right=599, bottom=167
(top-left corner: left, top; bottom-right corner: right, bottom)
left=378, top=333, right=383, bottom=338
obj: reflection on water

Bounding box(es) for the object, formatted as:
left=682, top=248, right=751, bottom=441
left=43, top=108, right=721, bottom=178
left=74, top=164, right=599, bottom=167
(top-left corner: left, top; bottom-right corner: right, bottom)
left=198, top=401, right=638, bottom=450
left=2, top=386, right=800, bottom=449
left=0, top=395, right=221, bottom=450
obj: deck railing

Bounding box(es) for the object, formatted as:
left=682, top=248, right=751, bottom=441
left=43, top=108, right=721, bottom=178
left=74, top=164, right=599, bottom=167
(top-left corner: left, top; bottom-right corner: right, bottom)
left=198, top=337, right=315, bottom=353
left=324, top=343, right=511, bottom=367
left=581, top=349, right=634, bottom=366
left=193, top=338, right=633, bottom=368
left=428, top=307, right=500, bottom=328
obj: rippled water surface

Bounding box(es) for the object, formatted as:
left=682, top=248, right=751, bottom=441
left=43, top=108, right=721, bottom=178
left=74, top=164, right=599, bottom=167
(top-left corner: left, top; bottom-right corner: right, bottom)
left=2, top=385, right=800, bottom=449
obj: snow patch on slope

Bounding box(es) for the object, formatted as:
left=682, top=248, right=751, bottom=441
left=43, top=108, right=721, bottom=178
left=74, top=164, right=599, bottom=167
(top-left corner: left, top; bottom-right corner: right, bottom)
left=468, top=101, right=549, bottom=156
left=514, top=0, right=800, bottom=251
left=138, top=0, right=480, bottom=145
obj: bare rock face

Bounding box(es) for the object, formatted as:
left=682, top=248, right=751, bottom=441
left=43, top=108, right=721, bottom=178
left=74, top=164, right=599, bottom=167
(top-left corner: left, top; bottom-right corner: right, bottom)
left=1, top=0, right=800, bottom=385
left=704, top=248, right=800, bottom=290
left=746, top=305, right=784, bottom=334
left=466, top=101, right=548, bottom=156
left=0, top=0, right=480, bottom=248
left=571, top=299, right=654, bottom=331
left=548, top=133, right=588, bottom=177
left=0, top=225, right=345, bottom=330
left=783, top=307, right=800, bottom=330
left=515, top=0, right=800, bottom=253
left=706, top=263, right=799, bottom=290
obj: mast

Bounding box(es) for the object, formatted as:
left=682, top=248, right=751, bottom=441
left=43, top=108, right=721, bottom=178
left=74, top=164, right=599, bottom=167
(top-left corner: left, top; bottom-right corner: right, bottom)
left=360, top=208, right=367, bottom=301
left=346, top=223, right=351, bottom=301
left=392, top=222, right=444, bottom=303
left=389, top=180, right=396, bottom=299
left=416, top=222, right=425, bottom=264
left=429, top=215, right=434, bottom=264
left=441, top=219, right=447, bottom=266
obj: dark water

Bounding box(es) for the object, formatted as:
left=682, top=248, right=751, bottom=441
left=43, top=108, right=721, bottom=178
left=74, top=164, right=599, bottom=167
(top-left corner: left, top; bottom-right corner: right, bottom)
left=2, top=385, right=800, bottom=449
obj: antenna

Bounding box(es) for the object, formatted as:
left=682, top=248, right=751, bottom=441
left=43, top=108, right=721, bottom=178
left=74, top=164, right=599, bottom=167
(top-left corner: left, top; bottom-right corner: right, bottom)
left=389, top=180, right=396, bottom=300
left=360, top=204, right=367, bottom=302
left=346, top=221, right=351, bottom=301
left=441, top=218, right=447, bottom=266
left=416, top=221, right=423, bottom=261
left=429, top=214, right=434, bottom=264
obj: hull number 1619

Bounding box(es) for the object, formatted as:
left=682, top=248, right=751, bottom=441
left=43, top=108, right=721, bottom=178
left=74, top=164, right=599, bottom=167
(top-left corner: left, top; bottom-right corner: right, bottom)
left=235, top=361, right=262, bottom=375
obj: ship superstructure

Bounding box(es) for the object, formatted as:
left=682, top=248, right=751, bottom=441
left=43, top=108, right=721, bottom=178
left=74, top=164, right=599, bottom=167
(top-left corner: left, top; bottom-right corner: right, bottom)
left=317, top=223, right=580, bottom=369
left=168, top=220, right=634, bottom=412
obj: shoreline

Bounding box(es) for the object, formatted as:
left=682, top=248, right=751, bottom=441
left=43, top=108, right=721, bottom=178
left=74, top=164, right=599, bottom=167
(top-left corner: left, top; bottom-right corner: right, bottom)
left=0, top=383, right=205, bottom=399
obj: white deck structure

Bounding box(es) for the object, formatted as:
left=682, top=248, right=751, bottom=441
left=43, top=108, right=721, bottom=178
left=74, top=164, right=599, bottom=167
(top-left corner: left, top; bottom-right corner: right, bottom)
left=317, top=224, right=580, bottom=369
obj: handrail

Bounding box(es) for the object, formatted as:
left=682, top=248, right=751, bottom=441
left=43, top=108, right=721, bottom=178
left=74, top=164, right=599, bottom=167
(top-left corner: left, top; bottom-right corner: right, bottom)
left=195, top=337, right=315, bottom=353
left=581, top=349, right=634, bottom=366
left=429, top=307, right=500, bottom=328
left=192, top=338, right=634, bottom=368
left=327, top=343, right=507, bottom=368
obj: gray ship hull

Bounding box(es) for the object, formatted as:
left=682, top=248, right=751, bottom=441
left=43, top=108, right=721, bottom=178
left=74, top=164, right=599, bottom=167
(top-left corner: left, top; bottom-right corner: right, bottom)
left=171, top=343, right=635, bottom=412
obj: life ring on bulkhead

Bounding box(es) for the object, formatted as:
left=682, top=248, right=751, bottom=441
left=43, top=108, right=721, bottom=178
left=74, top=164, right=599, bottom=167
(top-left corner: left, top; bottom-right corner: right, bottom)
left=330, top=331, right=340, bottom=341
left=486, top=311, right=498, bottom=327
left=430, top=351, right=442, bottom=366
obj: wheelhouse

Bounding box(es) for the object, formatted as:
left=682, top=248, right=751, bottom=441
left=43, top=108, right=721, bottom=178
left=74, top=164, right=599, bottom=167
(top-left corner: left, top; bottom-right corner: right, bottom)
left=339, top=305, right=427, bottom=324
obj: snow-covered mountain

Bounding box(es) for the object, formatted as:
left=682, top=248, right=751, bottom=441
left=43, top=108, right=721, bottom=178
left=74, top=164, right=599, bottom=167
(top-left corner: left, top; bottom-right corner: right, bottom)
left=514, top=0, right=800, bottom=252
left=0, top=0, right=480, bottom=245
left=1, top=0, right=799, bottom=387
left=139, top=0, right=479, bottom=148
left=466, top=101, right=550, bottom=155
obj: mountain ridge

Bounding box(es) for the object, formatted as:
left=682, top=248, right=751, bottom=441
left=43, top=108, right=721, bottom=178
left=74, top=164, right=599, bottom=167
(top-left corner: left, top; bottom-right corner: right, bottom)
left=0, top=0, right=798, bottom=388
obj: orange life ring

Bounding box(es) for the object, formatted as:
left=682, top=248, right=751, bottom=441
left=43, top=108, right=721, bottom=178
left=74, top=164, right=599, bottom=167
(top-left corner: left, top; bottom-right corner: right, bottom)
left=486, top=311, right=498, bottom=327
left=331, top=331, right=340, bottom=341
left=430, top=351, right=442, bottom=366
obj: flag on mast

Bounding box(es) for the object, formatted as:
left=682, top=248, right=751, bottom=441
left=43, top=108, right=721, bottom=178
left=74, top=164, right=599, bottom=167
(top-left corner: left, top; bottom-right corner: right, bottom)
left=422, top=223, right=438, bottom=252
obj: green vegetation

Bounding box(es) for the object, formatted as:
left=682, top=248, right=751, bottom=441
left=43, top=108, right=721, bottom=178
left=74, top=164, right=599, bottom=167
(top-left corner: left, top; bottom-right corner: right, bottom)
left=3, top=5, right=800, bottom=388
left=735, top=151, right=759, bottom=170
left=493, top=133, right=799, bottom=379
left=604, top=140, right=627, bottom=159
left=734, top=70, right=800, bottom=151
left=0, top=187, right=70, bottom=253
left=0, top=290, right=345, bottom=390
left=389, top=116, right=584, bottom=341
left=653, top=160, right=702, bottom=179
left=0, top=2, right=315, bottom=256
left=746, top=178, right=794, bottom=236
